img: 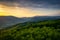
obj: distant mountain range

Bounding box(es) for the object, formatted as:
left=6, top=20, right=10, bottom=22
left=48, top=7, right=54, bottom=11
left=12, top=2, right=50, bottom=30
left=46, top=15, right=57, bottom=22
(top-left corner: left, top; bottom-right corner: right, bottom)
left=0, top=16, right=60, bottom=29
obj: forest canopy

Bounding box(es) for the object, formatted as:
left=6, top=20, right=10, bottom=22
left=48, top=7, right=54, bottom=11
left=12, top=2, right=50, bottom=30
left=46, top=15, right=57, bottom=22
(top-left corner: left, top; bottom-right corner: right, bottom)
left=0, top=19, right=60, bottom=40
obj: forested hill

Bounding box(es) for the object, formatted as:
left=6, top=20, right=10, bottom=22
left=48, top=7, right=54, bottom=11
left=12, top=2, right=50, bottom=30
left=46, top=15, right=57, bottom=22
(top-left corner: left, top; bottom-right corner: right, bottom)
left=0, top=19, right=60, bottom=40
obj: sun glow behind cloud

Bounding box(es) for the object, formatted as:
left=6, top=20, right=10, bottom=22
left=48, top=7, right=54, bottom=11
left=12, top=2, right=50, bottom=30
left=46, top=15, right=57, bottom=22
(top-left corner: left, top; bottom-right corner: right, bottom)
left=0, top=4, right=60, bottom=17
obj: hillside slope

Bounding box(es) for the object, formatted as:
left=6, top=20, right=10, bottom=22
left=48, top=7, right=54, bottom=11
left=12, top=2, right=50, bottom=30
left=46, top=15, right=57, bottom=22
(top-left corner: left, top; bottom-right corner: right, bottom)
left=0, top=19, right=60, bottom=40
left=0, top=16, right=60, bottom=29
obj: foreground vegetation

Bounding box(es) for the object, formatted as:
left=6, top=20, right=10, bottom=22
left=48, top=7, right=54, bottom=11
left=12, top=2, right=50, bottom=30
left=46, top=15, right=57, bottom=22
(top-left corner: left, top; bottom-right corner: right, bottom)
left=0, top=19, right=60, bottom=40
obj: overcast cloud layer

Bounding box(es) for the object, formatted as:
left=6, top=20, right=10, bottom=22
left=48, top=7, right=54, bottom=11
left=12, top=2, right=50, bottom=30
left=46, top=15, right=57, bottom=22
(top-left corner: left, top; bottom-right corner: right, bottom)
left=0, top=0, right=60, bottom=9
left=0, top=0, right=60, bottom=17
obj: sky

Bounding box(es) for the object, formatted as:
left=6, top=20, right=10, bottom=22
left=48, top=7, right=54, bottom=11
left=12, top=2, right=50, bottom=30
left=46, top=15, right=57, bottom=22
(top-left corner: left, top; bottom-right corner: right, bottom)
left=0, top=0, right=60, bottom=17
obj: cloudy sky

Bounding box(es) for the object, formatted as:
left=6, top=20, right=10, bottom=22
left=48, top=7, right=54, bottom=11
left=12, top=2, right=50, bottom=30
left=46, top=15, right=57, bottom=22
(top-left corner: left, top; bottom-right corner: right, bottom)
left=0, top=0, right=60, bottom=17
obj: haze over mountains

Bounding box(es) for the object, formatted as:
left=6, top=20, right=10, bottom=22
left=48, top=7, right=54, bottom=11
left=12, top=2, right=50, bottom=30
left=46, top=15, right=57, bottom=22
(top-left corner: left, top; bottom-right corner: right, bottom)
left=0, top=16, right=60, bottom=29
left=0, top=16, right=30, bottom=28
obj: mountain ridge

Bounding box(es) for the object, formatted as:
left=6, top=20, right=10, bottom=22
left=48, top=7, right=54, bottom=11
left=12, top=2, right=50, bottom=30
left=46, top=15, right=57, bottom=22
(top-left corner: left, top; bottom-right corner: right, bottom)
left=0, top=16, right=60, bottom=29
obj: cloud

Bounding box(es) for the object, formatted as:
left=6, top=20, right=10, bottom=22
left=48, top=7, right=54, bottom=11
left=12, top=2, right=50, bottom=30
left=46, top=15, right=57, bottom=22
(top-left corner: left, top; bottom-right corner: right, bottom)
left=0, top=0, right=60, bottom=17
left=0, top=0, right=60, bottom=9
left=0, top=0, right=17, bottom=2
left=0, top=4, right=60, bottom=17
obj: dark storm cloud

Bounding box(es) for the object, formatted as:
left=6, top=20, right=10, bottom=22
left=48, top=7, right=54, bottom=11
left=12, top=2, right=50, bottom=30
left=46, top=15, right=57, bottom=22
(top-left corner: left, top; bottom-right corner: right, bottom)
left=0, top=0, right=60, bottom=9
